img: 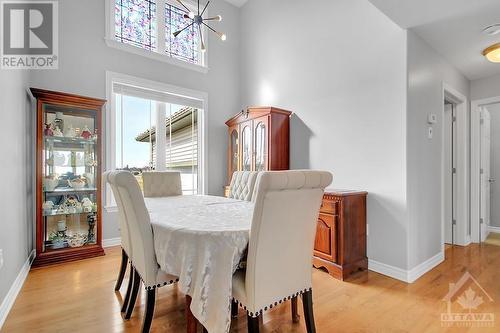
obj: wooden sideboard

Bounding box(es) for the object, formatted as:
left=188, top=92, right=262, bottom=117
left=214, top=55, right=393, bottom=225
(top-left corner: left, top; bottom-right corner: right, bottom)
left=313, top=190, right=368, bottom=280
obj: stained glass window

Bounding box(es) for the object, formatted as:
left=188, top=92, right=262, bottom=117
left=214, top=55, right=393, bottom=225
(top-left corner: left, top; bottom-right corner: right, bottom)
left=165, top=4, right=200, bottom=64
left=114, top=0, right=202, bottom=65
left=115, top=0, right=157, bottom=50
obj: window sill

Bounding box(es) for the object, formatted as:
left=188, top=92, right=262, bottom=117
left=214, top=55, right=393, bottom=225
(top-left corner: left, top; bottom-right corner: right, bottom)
left=104, top=38, right=209, bottom=74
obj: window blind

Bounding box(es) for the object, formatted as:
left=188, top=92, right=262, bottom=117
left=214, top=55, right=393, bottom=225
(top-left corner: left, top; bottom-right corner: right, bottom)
left=113, top=82, right=203, bottom=109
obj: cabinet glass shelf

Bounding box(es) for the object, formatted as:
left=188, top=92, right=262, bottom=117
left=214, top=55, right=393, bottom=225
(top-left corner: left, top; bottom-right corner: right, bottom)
left=43, top=208, right=97, bottom=217
left=44, top=187, right=97, bottom=194
left=44, top=136, right=96, bottom=145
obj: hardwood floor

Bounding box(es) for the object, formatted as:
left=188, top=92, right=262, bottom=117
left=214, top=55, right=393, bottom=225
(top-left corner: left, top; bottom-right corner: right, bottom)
left=3, top=244, right=500, bottom=332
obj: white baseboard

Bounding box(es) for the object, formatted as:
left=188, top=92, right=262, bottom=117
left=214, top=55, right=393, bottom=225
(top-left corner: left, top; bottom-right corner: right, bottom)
left=0, top=249, right=35, bottom=329
left=488, top=226, right=500, bottom=234
left=102, top=237, right=121, bottom=248
left=369, top=251, right=444, bottom=284
left=368, top=259, right=408, bottom=282
left=407, top=251, right=444, bottom=283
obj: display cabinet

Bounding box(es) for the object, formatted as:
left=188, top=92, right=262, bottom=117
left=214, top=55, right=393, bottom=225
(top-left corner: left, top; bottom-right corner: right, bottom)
left=31, top=88, right=106, bottom=267
left=224, top=107, right=291, bottom=191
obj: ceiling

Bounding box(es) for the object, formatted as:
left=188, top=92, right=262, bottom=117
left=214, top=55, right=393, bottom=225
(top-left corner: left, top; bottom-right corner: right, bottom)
left=224, top=0, right=247, bottom=7
left=369, top=0, right=500, bottom=80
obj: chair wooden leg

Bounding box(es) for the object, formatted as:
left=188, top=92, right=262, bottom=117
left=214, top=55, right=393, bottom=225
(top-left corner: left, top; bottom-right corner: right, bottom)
left=121, top=262, right=134, bottom=313
left=231, top=300, right=239, bottom=318
left=141, top=288, right=156, bottom=333
left=115, top=248, right=128, bottom=291
left=124, top=269, right=140, bottom=320
left=186, top=295, right=197, bottom=333
left=302, top=290, right=316, bottom=333
left=247, top=315, right=260, bottom=333
left=291, top=296, right=300, bottom=323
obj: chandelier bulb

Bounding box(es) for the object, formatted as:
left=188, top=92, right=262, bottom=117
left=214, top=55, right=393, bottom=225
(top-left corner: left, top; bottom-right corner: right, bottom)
left=217, top=15, right=222, bottom=22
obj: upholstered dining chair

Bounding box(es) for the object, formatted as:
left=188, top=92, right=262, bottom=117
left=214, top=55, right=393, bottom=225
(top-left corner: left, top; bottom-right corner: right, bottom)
left=142, top=171, right=183, bottom=198
left=103, top=171, right=133, bottom=305
left=228, top=171, right=258, bottom=201
left=107, top=170, right=179, bottom=333
left=232, top=170, right=332, bottom=333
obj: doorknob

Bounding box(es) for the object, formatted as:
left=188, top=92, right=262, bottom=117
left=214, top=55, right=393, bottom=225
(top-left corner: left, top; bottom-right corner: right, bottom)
left=489, top=179, right=496, bottom=183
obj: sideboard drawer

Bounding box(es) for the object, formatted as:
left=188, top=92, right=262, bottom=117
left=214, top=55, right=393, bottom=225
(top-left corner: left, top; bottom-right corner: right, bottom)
left=313, top=213, right=337, bottom=263
left=320, top=198, right=338, bottom=215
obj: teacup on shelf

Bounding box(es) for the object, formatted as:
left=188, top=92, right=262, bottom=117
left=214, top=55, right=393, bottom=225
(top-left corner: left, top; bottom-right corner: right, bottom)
left=67, top=233, right=87, bottom=248
left=44, top=177, right=59, bottom=192
left=68, top=178, right=86, bottom=190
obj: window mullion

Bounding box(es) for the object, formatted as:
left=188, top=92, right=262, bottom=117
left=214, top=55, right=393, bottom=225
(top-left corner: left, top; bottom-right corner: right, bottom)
left=156, top=0, right=166, bottom=54
left=156, top=102, right=167, bottom=171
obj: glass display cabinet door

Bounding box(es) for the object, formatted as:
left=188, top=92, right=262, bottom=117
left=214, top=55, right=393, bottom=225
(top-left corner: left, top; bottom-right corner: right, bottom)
left=41, top=104, right=99, bottom=253
left=254, top=117, right=268, bottom=172
left=241, top=123, right=252, bottom=171
left=230, top=128, right=239, bottom=174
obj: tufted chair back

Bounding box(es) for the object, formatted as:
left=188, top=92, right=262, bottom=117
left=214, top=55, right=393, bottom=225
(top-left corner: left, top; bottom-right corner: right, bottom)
left=244, top=170, right=332, bottom=314
left=107, top=170, right=160, bottom=287
left=228, top=171, right=258, bottom=201
left=142, top=171, right=182, bottom=198
left=104, top=171, right=131, bottom=256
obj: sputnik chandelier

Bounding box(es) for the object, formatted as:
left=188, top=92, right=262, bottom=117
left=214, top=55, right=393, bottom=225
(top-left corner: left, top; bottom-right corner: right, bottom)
left=173, top=0, right=226, bottom=52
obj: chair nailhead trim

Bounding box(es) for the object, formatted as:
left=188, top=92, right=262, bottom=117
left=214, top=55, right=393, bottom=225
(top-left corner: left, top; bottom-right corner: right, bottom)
left=232, top=287, right=312, bottom=318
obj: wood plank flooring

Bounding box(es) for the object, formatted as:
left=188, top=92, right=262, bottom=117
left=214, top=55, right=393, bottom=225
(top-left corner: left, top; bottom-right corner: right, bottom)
left=2, top=243, right=500, bottom=332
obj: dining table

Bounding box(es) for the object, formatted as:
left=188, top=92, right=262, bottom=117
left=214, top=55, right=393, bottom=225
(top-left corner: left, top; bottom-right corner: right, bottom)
left=144, top=195, right=255, bottom=333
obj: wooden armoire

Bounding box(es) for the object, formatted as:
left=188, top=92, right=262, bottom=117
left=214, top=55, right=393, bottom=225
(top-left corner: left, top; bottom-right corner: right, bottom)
left=224, top=107, right=291, bottom=193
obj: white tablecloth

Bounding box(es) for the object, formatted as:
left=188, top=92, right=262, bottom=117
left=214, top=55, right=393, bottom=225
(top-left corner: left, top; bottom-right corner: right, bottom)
left=146, top=195, right=254, bottom=333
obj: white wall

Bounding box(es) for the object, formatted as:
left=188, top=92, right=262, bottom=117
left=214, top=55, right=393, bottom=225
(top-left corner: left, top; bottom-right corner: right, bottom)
left=0, top=71, right=33, bottom=309
left=471, top=74, right=500, bottom=100
left=29, top=0, right=241, bottom=240
left=240, top=0, right=409, bottom=269
left=406, top=31, right=470, bottom=269
left=486, top=103, right=500, bottom=228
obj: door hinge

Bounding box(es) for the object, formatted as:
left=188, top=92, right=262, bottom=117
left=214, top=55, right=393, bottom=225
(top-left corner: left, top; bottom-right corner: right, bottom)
left=452, top=219, right=457, bottom=226
left=480, top=118, right=485, bottom=125
left=480, top=168, right=484, bottom=174
left=452, top=116, right=457, bottom=122
left=480, top=218, right=484, bottom=224
left=452, top=167, right=457, bottom=174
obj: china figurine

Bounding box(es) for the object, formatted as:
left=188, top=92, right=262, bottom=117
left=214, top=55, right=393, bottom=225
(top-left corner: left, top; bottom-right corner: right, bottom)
left=44, top=123, right=54, bottom=136
left=64, top=125, right=76, bottom=138
left=42, top=201, right=54, bottom=214
left=82, top=198, right=93, bottom=213
left=53, top=126, right=64, bottom=137
left=92, top=129, right=98, bottom=141
left=81, top=125, right=92, bottom=140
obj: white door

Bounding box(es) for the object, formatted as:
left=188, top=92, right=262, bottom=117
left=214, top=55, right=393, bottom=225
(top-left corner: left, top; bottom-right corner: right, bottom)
left=480, top=108, right=491, bottom=242
left=444, top=103, right=456, bottom=244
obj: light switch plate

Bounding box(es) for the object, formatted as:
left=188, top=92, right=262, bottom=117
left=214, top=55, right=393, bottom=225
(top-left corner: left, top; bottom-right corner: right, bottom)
left=427, top=114, right=437, bottom=124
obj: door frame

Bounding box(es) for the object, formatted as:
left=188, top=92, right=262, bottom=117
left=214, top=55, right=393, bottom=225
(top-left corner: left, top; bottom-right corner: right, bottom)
left=442, top=83, right=469, bottom=249
left=471, top=95, right=500, bottom=242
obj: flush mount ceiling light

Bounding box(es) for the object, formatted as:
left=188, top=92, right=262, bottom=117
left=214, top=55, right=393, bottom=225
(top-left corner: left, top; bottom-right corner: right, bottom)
left=482, top=24, right=500, bottom=36
left=173, top=0, right=226, bottom=53
left=482, top=43, right=500, bottom=63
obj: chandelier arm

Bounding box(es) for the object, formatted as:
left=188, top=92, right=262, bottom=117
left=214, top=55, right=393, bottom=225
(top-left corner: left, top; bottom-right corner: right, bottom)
left=175, top=0, right=191, bottom=13
left=203, top=16, right=220, bottom=21
left=202, top=22, right=219, bottom=34
left=200, top=1, right=210, bottom=17
left=199, top=24, right=205, bottom=50
left=173, top=22, right=194, bottom=37
left=198, top=0, right=200, bottom=15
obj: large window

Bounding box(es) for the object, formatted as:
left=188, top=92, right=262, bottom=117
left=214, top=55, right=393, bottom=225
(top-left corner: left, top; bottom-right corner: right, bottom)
left=110, top=0, right=204, bottom=67
left=107, top=74, right=206, bottom=207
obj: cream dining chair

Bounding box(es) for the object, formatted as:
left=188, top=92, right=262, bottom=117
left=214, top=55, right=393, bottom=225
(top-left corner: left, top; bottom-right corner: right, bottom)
left=142, top=171, right=183, bottom=197
left=103, top=171, right=133, bottom=308
left=106, top=170, right=179, bottom=333
left=228, top=171, right=258, bottom=201
left=231, top=170, right=332, bottom=333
